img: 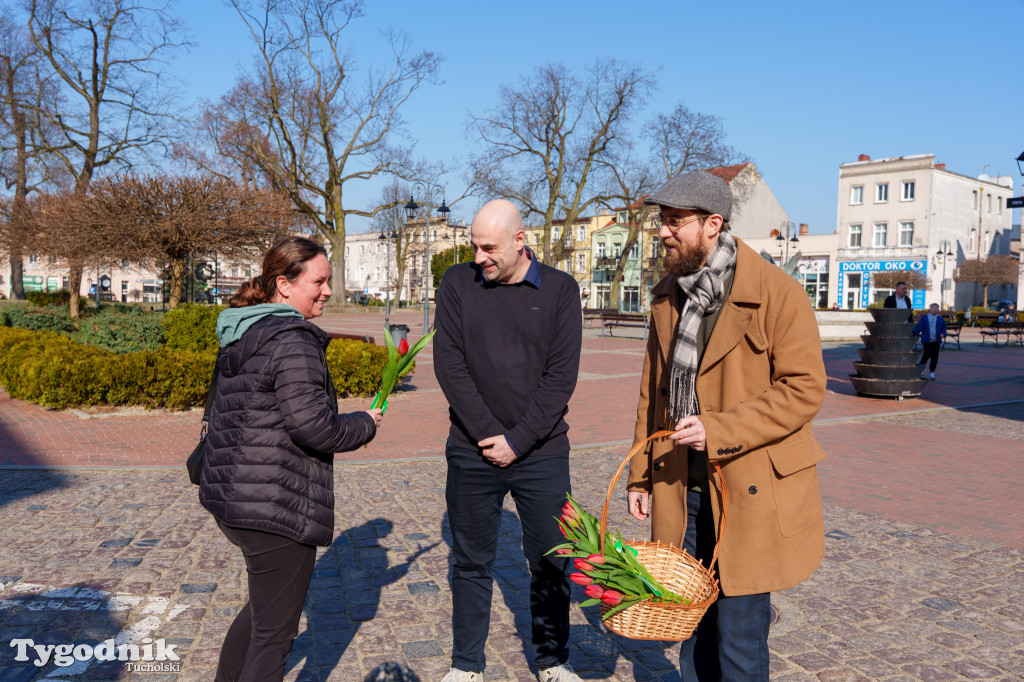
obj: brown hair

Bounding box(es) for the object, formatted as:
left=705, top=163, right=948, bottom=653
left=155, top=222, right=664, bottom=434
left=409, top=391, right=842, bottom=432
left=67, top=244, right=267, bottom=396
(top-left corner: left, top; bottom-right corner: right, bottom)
left=229, top=236, right=329, bottom=308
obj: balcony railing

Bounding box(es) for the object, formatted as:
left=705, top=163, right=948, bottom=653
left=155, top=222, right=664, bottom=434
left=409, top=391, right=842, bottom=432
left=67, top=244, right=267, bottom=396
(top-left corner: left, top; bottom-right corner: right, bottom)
left=594, top=257, right=618, bottom=269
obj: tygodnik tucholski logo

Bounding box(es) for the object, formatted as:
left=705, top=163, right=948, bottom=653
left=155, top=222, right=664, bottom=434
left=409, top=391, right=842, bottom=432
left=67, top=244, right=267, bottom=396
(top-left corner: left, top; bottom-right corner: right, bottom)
left=10, top=637, right=181, bottom=671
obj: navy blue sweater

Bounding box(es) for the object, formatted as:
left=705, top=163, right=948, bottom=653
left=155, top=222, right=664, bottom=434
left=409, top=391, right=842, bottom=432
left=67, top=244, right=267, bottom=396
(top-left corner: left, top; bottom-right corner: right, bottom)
left=433, top=259, right=582, bottom=457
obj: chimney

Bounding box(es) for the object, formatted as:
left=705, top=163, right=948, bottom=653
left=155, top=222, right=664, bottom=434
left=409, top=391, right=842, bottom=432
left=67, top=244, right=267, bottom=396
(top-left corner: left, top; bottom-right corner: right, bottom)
left=934, top=163, right=946, bottom=170
left=799, top=223, right=809, bottom=236
left=858, top=154, right=871, bottom=162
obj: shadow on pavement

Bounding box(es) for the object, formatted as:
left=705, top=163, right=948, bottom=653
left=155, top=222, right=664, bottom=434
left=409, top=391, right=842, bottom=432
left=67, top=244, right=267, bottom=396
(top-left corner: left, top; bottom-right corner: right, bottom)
left=0, top=421, right=71, bottom=511
left=285, top=517, right=436, bottom=681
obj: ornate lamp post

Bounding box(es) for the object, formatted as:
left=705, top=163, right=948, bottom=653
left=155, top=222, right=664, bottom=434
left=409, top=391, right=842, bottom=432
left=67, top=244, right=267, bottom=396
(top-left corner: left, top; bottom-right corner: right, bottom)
left=776, top=221, right=800, bottom=266
left=377, top=228, right=398, bottom=326
left=933, top=239, right=955, bottom=310
left=408, top=181, right=449, bottom=332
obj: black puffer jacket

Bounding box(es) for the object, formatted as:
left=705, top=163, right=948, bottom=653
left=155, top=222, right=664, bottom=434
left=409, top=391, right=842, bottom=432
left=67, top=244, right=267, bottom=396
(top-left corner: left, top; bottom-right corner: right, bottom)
left=199, top=315, right=376, bottom=546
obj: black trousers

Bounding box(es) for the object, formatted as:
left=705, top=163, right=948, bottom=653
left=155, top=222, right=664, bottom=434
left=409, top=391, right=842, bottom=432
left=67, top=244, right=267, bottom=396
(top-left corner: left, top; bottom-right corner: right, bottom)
left=215, top=521, right=317, bottom=682
left=445, top=443, right=571, bottom=672
left=919, top=341, right=940, bottom=372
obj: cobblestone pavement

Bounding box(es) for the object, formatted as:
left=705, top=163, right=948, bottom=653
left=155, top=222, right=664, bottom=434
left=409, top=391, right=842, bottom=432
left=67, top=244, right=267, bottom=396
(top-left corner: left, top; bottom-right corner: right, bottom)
left=0, top=311, right=1023, bottom=680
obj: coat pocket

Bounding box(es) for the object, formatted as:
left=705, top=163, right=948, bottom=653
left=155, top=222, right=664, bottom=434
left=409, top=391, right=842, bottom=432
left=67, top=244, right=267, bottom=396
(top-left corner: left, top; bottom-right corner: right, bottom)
left=767, top=436, right=825, bottom=537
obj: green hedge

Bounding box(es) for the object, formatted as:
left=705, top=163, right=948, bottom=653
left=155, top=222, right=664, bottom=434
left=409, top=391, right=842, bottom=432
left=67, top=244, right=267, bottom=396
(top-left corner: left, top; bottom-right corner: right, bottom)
left=162, top=303, right=223, bottom=353
left=75, top=304, right=165, bottom=353
left=0, top=326, right=402, bottom=410
left=25, top=290, right=89, bottom=309
left=0, top=304, right=76, bottom=333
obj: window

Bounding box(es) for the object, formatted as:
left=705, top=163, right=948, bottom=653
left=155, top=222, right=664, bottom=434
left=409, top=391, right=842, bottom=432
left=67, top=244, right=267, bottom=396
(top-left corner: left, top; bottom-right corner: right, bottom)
left=596, top=241, right=605, bottom=258
left=552, top=226, right=560, bottom=241
left=577, top=225, right=585, bottom=241
left=973, top=191, right=978, bottom=209
left=617, top=211, right=628, bottom=224
left=901, top=181, right=915, bottom=201
left=848, top=224, right=862, bottom=248
left=872, top=223, right=887, bottom=247
left=983, top=232, right=990, bottom=255
left=28, top=253, right=39, bottom=264
left=969, top=228, right=976, bottom=253
left=875, top=184, right=888, bottom=203
left=650, top=237, right=660, bottom=258
left=986, top=194, right=992, bottom=213
left=629, top=242, right=639, bottom=259
left=998, top=197, right=1003, bottom=214
left=850, top=185, right=863, bottom=205
left=898, top=222, right=914, bottom=246
left=576, top=253, right=586, bottom=271
left=121, top=259, right=130, bottom=269
left=612, top=242, right=622, bottom=258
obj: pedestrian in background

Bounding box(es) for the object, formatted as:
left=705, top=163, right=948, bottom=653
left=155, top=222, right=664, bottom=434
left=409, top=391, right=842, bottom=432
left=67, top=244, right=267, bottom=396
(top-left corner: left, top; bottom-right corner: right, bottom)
left=883, top=281, right=914, bottom=321
left=913, top=302, right=947, bottom=380
left=199, top=236, right=383, bottom=682
left=433, top=199, right=583, bottom=682
left=627, top=171, right=827, bottom=681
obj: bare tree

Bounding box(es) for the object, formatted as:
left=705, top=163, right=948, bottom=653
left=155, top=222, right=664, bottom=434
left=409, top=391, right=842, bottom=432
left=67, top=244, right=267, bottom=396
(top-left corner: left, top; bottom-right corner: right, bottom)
left=597, top=101, right=748, bottom=306
left=181, top=0, right=442, bottom=307
left=872, top=270, right=928, bottom=292
left=25, top=0, right=188, bottom=317
left=468, top=60, right=654, bottom=263
left=85, top=174, right=295, bottom=307
left=954, top=256, right=1018, bottom=306
left=370, top=182, right=421, bottom=305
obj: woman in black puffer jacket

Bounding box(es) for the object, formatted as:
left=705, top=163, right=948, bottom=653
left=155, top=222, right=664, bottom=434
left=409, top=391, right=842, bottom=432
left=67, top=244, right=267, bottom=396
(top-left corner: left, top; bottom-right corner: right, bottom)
left=199, top=236, right=383, bottom=682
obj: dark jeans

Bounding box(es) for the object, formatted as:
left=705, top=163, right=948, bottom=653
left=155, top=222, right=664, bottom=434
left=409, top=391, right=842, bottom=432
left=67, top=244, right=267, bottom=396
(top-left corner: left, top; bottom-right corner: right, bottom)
left=445, top=443, right=571, bottom=672
left=679, top=488, right=771, bottom=681
left=919, top=342, right=940, bottom=372
left=215, top=521, right=317, bottom=682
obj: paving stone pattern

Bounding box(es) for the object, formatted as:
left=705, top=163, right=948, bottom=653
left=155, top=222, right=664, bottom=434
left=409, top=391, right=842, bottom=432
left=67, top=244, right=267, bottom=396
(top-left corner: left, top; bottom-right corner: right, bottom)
left=0, top=445, right=1021, bottom=681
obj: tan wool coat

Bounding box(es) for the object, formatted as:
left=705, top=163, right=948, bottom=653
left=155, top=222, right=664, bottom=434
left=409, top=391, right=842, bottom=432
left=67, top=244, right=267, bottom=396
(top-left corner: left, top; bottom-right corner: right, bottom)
left=627, top=238, right=826, bottom=596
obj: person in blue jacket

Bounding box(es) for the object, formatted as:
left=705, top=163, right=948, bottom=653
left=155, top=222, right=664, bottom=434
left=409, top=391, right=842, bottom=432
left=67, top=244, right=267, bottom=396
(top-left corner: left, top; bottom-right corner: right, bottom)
left=912, top=303, right=947, bottom=380
left=200, top=236, right=383, bottom=682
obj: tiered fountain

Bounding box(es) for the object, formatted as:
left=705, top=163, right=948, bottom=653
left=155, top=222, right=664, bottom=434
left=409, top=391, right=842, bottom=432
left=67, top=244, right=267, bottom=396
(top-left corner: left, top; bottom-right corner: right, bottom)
left=849, top=307, right=926, bottom=400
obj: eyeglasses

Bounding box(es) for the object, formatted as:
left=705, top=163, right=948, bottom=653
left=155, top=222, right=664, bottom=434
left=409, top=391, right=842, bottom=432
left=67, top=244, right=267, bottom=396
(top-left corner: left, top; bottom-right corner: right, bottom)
left=657, top=214, right=708, bottom=230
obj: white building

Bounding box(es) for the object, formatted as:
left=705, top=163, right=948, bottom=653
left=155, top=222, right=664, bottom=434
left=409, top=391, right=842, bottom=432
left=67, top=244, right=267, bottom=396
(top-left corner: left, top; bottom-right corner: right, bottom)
left=835, top=154, right=1014, bottom=310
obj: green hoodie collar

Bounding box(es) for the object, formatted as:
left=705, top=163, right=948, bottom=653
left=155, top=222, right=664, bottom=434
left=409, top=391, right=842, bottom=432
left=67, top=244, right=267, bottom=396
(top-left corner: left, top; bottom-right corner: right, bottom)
left=216, top=303, right=304, bottom=346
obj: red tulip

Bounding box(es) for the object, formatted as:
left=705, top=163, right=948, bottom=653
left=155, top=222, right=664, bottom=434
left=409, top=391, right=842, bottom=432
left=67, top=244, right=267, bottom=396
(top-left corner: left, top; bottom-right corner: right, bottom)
left=556, top=548, right=572, bottom=555
left=398, top=338, right=409, bottom=355
left=584, top=584, right=605, bottom=599
left=601, top=590, right=623, bottom=606
left=586, top=554, right=606, bottom=565
left=561, top=501, right=579, bottom=521
left=574, top=558, right=594, bottom=572
left=570, top=572, right=593, bottom=586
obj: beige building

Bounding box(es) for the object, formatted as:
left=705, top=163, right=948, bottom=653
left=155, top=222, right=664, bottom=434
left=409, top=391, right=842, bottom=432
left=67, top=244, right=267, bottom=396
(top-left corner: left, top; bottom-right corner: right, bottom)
left=709, top=163, right=792, bottom=240
left=836, top=154, right=1014, bottom=309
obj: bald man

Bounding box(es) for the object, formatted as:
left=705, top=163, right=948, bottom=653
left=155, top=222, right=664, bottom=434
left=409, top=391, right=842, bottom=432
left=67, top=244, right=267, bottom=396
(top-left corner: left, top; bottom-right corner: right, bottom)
left=434, top=200, right=583, bottom=682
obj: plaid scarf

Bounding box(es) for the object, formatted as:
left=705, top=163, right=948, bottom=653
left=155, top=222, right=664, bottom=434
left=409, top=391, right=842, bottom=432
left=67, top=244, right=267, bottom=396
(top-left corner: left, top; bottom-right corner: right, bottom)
left=669, top=232, right=737, bottom=423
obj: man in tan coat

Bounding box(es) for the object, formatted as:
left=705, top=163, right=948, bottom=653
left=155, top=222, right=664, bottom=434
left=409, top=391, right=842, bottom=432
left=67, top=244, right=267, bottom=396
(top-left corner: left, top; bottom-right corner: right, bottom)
left=627, top=170, right=826, bottom=681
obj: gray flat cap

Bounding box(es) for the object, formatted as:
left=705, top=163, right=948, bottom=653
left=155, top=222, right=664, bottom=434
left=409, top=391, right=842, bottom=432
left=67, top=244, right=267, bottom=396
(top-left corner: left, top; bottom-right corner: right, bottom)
left=644, top=170, right=732, bottom=222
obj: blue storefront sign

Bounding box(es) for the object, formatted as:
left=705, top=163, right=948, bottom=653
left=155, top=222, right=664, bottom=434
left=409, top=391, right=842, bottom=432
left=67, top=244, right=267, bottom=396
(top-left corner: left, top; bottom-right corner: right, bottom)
left=837, top=259, right=927, bottom=309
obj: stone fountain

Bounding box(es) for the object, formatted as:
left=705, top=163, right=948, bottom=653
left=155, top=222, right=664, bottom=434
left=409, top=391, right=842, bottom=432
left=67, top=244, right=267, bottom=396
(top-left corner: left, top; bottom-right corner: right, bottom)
left=849, top=307, right=926, bottom=400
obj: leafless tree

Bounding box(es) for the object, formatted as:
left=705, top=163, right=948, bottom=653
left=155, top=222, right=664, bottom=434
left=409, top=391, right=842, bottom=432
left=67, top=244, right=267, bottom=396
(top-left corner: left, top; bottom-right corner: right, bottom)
left=468, top=60, right=654, bottom=263
left=596, top=101, right=749, bottom=306
left=872, top=270, right=928, bottom=292
left=180, top=0, right=442, bottom=306
left=85, top=174, right=295, bottom=308
left=954, top=256, right=1018, bottom=306
left=371, top=182, right=422, bottom=305
left=24, top=0, right=189, bottom=317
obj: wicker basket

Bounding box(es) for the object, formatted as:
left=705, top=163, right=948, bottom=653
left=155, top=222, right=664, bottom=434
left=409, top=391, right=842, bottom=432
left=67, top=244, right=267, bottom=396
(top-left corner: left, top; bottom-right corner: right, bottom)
left=597, top=430, right=727, bottom=641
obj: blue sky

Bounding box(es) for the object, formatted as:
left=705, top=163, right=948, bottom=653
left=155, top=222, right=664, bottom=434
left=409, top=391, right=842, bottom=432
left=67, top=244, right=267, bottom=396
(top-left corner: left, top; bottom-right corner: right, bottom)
left=172, top=0, right=1024, bottom=234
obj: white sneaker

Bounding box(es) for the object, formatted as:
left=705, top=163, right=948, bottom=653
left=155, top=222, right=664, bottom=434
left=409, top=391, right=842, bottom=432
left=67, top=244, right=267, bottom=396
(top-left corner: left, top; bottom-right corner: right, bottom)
left=441, top=669, right=480, bottom=682
left=538, top=663, right=582, bottom=682
left=929, top=372, right=935, bottom=380
left=920, top=372, right=927, bottom=379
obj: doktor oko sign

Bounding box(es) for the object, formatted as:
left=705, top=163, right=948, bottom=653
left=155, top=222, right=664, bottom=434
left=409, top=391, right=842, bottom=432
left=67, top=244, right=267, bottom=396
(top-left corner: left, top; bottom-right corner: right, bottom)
left=837, top=258, right=927, bottom=309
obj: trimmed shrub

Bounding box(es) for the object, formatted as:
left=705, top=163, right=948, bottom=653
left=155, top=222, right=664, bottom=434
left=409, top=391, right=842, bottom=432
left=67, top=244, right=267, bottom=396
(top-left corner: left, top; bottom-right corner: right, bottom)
left=74, top=304, right=165, bottom=353
left=162, top=303, right=223, bottom=353
left=325, top=338, right=414, bottom=398
left=0, top=305, right=76, bottom=334
left=25, top=290, right=88, bottom=309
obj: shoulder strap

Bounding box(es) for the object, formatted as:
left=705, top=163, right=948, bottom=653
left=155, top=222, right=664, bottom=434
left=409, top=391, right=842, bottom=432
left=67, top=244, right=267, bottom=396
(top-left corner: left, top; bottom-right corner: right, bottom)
left=202, top=350, right=222, bottom=422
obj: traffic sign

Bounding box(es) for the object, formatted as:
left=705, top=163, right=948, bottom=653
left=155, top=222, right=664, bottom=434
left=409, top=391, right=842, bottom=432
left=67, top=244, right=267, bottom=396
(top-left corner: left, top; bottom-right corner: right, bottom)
left=1008, top=197, right=1024, bottom=208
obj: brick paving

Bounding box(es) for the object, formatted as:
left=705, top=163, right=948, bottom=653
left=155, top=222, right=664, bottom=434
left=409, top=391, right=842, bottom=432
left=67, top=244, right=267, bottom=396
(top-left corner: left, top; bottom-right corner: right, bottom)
left=0, top=309, right=1022, bottom=680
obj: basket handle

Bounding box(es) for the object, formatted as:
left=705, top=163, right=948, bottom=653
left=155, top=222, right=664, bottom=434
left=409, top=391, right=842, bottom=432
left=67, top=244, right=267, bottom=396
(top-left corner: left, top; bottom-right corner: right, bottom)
left=599, top=431, right=728, bottom=574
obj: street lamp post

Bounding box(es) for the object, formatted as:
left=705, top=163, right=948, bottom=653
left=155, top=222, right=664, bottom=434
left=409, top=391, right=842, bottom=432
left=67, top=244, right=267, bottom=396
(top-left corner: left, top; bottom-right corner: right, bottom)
left=934, top=239, right=955, bottom=310
left=408, top=182, right=449, bottom=332
left=776, top=221, right=800, bottom=267
left=377, top=228, right=397, bottom=326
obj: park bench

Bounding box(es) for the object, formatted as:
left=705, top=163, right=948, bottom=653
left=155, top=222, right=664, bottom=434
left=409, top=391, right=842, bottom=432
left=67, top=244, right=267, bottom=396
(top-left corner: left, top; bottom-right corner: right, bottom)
left=583, top=308, right=616, bottom=329
left=942, top=322, right=963, bottom=350
left=329, top=332, right=376, bottom=344
left=979, top=322, right=1024, bottom=347
left=970, top=311, right=1001, bottom=327
left=599, top=311, right=649, bottom=338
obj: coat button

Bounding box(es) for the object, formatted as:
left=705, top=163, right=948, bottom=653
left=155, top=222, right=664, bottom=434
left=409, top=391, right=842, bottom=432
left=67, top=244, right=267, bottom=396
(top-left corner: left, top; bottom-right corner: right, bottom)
left=654, top=462, right=663, bottom=471
left=748, top=485, right=758, bottom=494
left=717, top=448, right=724, bottom=455
left=660, top=387, right=668, bottom=396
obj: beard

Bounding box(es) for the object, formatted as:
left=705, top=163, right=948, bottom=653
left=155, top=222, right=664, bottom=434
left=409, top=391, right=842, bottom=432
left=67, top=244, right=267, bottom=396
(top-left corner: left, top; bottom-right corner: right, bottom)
left=663, top=237, right=710, bottom=276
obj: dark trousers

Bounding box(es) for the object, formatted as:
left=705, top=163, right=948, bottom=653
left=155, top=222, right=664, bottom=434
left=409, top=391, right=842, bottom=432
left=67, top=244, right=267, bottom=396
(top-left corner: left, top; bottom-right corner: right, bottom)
left=919, top=342, right=940, bottom=372
left=215, top=522, right=317, bottom=682
left=679, top=488, right=771, bottom=681
left=445, top=443, right=571, bottom=672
